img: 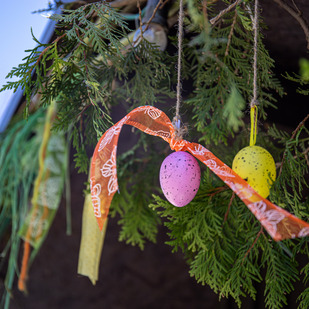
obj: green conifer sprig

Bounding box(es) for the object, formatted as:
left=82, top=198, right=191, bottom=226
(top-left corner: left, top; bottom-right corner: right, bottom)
left=0, top=2, right=129, bottom=125
left=297, top=260, right=309, bottom=309
left=110, top=134, right=164, bottom=249
left=268, top=118, right=309, bottom=219
left=51, top=2, right=130, bottom=58
left=150, top=164, right=307, bottom=308
left=262, top=239, right=299, bottom=308
left=286, top=58, right=309, bottom=95
left=0, top=110, right=45, bottom=308
left=186, top=5, right=283, bottom=145
left=114, top=39, right=174, bottom=107
left=150, top=169, right=264, bottom=304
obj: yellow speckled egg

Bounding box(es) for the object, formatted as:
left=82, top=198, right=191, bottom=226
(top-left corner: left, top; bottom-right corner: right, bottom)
left=232, top=145, right=276, bottom=198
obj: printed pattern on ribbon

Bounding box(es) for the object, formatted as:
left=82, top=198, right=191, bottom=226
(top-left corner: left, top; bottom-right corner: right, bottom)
left=90, top=179, right=102, bottom=218
left=224, top=180, right=254, bottom=200
left=247, top=201, right=286, bottom=238
left=90, top=106, right=309, bottom=240
left=100, top=146, right=118, bottom=196
left=190, top=144, right=210, bottom=156
left=203, top=159, right=235, bottom=178
left=98, top=116, right=130, bottom=152
left=144, top=128, right=171, bottom=140
left=299, top=228, right=309, bottom=238
left=136, top=106, right=162, bottom=119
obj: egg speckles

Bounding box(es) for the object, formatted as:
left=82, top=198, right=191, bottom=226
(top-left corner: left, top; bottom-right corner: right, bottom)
left=159, top=151, right=201, bottom=207
left=232, top=145, right=276, bottom=198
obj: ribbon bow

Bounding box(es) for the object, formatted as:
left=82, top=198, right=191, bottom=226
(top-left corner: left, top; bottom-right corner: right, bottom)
left=90, top=106, right=309, bottom=241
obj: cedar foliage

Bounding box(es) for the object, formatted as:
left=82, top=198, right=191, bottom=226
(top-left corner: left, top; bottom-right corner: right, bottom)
left=0, top=110, right=45, bottom=309
left=0, top=1, right=309, bottom=308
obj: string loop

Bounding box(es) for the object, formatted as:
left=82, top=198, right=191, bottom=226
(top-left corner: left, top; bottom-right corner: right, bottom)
left=250, top=106, right=258, bottom=146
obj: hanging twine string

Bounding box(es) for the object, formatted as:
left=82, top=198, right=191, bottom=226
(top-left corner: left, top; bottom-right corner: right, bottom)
left=173, top=0, right=187, bottom=140
left=251, top=0, right=259, bottom=108
left=249, top=0, right=259, bottom=146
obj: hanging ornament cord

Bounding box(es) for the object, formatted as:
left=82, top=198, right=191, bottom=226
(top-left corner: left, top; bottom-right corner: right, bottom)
left=250, top=106, right=258, bottom=146
left=173, top=0, right=185, bottom=140
left=250, top=0, right=259, bottom=146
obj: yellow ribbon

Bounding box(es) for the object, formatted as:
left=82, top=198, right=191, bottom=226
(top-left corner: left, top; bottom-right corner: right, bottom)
left=18, top=101, right=57, bottom=292
left=250, top=106, right=258, bottom=146
left=78, top=192, right=107, bottom=285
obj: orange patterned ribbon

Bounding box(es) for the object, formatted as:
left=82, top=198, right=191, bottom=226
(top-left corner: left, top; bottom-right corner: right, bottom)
left=90, top=106, right=309, bottom=241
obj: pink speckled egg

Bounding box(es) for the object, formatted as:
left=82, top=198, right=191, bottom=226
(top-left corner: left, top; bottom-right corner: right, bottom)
left=159, top=151, right=201, bottom=207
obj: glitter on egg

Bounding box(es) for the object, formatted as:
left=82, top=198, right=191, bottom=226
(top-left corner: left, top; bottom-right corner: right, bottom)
left=159, top=151, right=201, bottom=207
left=232, top=145, right=276, bottom=198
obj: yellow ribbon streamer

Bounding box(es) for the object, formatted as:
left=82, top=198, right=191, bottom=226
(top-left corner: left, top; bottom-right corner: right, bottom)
left=18, top=101, right=57, bottom=292
left=78, top=192, right=107, bottom=285
left=250, top=106, right=258, bottom=146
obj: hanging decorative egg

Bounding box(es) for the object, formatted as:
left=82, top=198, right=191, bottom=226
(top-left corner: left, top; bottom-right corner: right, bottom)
left=232, top=145, right=276, bottom=198
left=159, top=151, right=201, bottom=207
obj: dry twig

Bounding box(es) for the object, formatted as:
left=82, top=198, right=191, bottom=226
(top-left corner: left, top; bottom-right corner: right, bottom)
left=224, top=192, right=235, bottom=223
left=242, top=226, right=264, bottom=262
left=224, top=10, right=238, bottom=56
left=137, top=0, right=144, bottom=35
left=273, top=0, right=309, bottom=49
left=210, top=0, right=242, bottom=25
left=143, top=0, right=165, bottom=31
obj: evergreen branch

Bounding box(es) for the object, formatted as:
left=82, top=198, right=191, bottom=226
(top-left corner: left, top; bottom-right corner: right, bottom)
left=0, top=109, right=45, bottom=308
left=278, top=113, right=309, bottom=177
left=262, top=237, right=299, bottom=308
left=224, top=10, right=237, bottom=57
left=298, top=261, right=309, bottom=308
left=298, top=288, right=309, bottom=309
left=187, top=4, right=282, bottom=144
left=110, top=135, right=163, bottom=249
left=28, top=33, right=67, bottom=76
left=273, top=0, right=309, bottom=49
left=275, top=147, right=309, bottom=168
left=305, top=148, right=309, bottom=167
left=242, top=226, right=263, bottom=262
left=224, top=191, right=235, bottom=223
left=291, top=113, right=309, bottom=139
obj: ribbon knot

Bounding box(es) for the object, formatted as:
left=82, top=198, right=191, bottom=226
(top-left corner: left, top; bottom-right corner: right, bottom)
left=169, top=136, right=188, bottom=152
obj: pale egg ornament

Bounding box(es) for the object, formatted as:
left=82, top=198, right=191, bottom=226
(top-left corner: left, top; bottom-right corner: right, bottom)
left=159, top=151, right=201, bottom=207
